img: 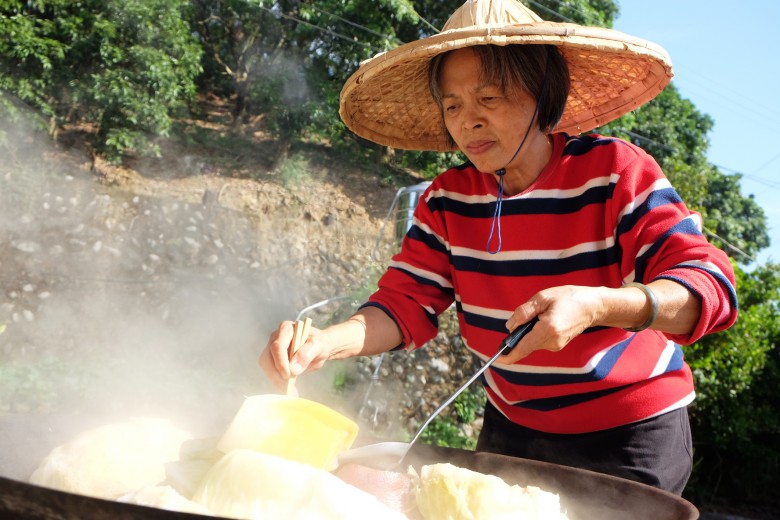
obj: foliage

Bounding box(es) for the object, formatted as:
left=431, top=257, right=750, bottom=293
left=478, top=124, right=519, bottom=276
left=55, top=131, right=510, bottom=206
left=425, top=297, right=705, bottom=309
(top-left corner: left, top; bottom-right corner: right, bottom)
left=0, top=358, right=91, bottom=411
left=0, top=0, right=202, bottom=161
left=420, top=385, right=485, bottom=450
left=684, top=262, right=780, bottom=503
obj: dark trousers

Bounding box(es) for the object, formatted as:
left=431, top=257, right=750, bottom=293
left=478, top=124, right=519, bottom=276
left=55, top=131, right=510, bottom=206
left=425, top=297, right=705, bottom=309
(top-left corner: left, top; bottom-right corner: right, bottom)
left=476, top=402, right=693, bottom=495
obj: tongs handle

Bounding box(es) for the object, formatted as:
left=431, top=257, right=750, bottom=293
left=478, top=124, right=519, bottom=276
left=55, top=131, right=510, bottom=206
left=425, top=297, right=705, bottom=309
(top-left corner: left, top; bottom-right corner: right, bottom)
left=498, top=316, right=539, bottom=355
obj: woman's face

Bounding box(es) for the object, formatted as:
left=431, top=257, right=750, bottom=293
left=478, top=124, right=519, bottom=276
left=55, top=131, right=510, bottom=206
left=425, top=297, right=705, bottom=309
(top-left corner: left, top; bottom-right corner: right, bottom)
left=439, top=48, right=542, bottom=175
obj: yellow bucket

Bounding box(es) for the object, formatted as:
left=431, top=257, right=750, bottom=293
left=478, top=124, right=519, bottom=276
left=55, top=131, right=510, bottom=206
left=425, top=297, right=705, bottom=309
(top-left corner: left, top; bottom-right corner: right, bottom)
left=216, top=395, right=359, bottom=470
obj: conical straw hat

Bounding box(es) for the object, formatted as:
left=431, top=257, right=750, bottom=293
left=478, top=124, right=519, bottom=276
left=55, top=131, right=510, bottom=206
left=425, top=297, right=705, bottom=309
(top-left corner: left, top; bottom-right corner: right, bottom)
left=339, top=0, right=673, bottom=152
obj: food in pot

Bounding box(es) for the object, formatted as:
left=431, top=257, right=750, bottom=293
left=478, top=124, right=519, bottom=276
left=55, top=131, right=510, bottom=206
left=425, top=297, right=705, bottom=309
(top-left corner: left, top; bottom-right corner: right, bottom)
left=217, top=394, right=358, bottom=470
left=335, top=462, right=416, bottom=514
left=119, top=485, right=213, bottom=515
left=28, top=417, right=192, bottom=500
left=413, top=463, right=568, bottom=520
left=192, top=448, right=407, bottom=519
left=163, top=436, right=223, bottom=499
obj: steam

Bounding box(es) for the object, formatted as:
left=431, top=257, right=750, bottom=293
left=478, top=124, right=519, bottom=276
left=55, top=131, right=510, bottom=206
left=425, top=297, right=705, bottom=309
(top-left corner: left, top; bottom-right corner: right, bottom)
left=0, top=101, right=320, bottom=480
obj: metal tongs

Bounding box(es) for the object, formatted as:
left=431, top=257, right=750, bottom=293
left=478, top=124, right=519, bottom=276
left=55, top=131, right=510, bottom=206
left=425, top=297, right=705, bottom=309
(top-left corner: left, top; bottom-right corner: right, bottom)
left=338, top=317, right=538, bottom=470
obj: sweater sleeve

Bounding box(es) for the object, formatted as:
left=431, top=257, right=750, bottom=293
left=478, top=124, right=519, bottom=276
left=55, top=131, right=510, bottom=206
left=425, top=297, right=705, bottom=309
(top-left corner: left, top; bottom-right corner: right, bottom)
left=365, top=182, right=456, bottom=349
left=610, top=143, right=738, bottom=344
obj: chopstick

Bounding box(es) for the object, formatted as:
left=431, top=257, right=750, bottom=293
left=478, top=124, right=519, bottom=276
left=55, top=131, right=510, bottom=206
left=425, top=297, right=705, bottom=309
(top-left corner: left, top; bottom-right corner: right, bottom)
left=286, top=317, right=312, bottom=396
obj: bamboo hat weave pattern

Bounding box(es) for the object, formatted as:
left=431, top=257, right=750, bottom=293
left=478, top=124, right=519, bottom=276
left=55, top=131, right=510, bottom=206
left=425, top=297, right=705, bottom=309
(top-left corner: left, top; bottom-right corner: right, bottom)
left=339, top=0, right=673, bottom=152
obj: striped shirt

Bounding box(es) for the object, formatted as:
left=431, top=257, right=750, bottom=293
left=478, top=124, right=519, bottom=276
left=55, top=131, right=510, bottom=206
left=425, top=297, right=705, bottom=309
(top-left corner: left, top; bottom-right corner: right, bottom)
left=365, top=133, right=737, bottom=434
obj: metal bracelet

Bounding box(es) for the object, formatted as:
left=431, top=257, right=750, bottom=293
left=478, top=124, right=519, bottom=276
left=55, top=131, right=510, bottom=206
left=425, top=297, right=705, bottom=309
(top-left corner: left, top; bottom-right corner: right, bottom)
left=622, top=282, right=659, bottom=332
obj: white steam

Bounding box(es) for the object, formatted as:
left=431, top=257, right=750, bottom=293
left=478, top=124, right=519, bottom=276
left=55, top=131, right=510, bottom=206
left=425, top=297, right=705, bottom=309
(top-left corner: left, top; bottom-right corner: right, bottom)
left=0, top=100, right=324, bottom=480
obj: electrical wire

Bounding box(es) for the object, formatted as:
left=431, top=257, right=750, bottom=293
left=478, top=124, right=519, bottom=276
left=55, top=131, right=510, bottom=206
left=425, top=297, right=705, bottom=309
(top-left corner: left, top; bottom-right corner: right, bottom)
left=307, top=4, right=404, bottom=44
left=526, top=0, right=577, bottom=23
left=255, top=4, right=376, bottom=50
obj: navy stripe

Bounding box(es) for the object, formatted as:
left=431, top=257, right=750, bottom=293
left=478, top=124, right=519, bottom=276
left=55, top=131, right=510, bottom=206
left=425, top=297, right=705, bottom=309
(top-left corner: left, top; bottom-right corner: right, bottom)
left=506, top=384, right=632, bottom=412
left=657, top=271, right=738, bottom=316
left=617, top=187, right=683, bottom=237
left=452, top=246, right=618, bottom=276
left=664, top=345, right=685, bottom=373
left=426, top=185, right=612, bottom=218
left=462, top=310, right=508, bottom=333
left=387, top=265, right=455, bottom=298
left=406, top=225, right=449, bottom=255
left=488, top=335, right=634, bottom=387
left=633, top=218, right=703, bottom=282
left=358, top=302, right=408, bottom=351
left=461, top=306, right=610, bottom=337
left=562, top=134, right=620, bottom=156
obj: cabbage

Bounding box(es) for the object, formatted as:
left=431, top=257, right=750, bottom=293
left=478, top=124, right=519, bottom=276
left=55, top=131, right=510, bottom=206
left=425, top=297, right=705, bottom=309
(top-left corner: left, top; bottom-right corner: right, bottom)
left=29, top=418, right=191, bottom=500
left=192, top=449, right=406, bottom=519
left=413, top=463, right=568, bottom=520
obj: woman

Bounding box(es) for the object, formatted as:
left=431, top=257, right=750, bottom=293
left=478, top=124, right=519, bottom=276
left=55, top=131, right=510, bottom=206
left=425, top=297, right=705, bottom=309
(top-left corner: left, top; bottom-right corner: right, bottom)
left=259, top=0, right=737, bottom=495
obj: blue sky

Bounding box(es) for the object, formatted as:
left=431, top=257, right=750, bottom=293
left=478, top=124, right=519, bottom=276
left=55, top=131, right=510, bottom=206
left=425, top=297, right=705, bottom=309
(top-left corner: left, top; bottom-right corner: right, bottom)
left=612, top=1, right=780, bottom=266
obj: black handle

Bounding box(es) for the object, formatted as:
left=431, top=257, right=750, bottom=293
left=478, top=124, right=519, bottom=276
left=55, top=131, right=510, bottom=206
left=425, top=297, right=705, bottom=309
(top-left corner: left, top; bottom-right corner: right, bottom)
left=499, top=317, right=539, bottom=354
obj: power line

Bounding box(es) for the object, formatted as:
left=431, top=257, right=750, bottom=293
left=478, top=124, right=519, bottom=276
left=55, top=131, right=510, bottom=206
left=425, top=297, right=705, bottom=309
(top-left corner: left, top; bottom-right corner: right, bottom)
left=615, top=127, right=780, bottom=192
left=307, top=5, right=403, bottom=45
left=703, top=228, right=755, bottom=263
left=526, top=0, right=577, bottom=23
left=256, top=4, right=377, bottom=50
left=752, top=152, right=780, bottom=175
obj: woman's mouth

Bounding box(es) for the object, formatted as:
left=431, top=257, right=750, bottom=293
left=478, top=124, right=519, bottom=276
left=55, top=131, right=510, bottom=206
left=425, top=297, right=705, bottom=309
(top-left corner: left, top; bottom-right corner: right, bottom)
left=465, top=140, right=494, bottom=155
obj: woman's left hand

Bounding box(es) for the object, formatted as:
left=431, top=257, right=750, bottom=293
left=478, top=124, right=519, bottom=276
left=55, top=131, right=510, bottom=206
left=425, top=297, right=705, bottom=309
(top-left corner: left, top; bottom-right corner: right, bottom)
left=499, top=285, right=606, bottom=364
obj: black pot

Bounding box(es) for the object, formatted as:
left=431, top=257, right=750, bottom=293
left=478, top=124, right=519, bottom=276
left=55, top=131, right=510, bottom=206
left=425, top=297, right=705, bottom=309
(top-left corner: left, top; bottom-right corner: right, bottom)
left=406, top=444, right=698, bottom=520
left=0, top=443, right=697, bottom=519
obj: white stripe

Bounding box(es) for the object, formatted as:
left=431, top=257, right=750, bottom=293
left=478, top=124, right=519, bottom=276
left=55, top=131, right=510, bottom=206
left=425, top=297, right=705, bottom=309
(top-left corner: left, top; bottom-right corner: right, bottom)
left=463, top=335, right=616, bottom=375
left=519, top=174, right=614, bottom=199
left=451, top=235, right=614, bottom=262
left=645, top=391, right=696, bottom=419
left=688, top=212, right=703, bottom=232
left=427, top=187, right=495, bottom=204
left=649, top=340, right=677, bottom=378
left=624, top=259, right=732, bottom=286
left=617, top=178, right=672, bottom=221
left=428, top=175, right=614, bottom=204
left=487, top=387, right=696, bottom=416
left=460, top=302, right=512, bottom=320
left=677, top=259, right=727, bottom=278
left=388, top=260, right=453, bottom=289
left=486, top=388, right=525, bottom=407
left=412, top=219, right=450, bottom=250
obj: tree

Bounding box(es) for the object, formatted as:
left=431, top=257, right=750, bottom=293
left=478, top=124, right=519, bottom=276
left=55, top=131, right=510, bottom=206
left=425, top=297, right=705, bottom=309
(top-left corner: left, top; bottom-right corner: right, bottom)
left=0, top=0, right=203, bottom=161
left=685, top=262, right=780, bottom=503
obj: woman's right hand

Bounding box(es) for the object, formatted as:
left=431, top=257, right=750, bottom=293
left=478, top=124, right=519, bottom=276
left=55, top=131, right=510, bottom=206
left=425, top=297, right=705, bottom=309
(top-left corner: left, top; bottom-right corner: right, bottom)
left=258, top=320, right=329, bottom=393
left=258, top=308, right=403, bottom=392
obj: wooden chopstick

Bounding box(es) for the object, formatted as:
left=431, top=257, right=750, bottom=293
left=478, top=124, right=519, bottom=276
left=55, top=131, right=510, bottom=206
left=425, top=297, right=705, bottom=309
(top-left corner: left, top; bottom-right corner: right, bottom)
left=286, top=317, right=312, bottom=396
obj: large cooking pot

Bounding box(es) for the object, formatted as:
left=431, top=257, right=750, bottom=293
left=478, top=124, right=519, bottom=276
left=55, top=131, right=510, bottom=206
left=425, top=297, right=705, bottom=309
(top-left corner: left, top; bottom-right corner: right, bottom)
left=0, top=442, right=697, bottom=519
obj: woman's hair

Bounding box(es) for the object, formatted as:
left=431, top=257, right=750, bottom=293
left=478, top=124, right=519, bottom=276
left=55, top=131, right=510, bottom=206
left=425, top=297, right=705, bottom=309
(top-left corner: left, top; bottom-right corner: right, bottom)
left=428, top=44, right=570, bottom=145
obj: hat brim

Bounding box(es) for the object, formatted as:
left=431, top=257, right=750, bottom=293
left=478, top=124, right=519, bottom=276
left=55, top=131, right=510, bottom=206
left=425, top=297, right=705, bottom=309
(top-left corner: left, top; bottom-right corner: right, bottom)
left=339, top=23, right=673, bottom=152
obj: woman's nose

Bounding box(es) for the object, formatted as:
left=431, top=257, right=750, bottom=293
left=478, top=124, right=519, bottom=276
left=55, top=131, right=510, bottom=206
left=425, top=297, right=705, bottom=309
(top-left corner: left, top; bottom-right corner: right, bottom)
left=462, top=104, right=485, bottom=129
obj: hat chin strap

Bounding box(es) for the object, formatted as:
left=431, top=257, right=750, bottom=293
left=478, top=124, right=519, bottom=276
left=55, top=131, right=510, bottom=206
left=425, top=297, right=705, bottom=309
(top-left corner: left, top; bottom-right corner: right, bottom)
left=486, top=102, right=540, bottom=254
left=486, top=53, right=552, bottom=254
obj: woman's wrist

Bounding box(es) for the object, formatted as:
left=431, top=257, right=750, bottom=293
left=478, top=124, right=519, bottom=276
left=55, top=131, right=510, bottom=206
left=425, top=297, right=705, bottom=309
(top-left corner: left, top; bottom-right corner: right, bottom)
left=621, top=282, right=659, bottom=332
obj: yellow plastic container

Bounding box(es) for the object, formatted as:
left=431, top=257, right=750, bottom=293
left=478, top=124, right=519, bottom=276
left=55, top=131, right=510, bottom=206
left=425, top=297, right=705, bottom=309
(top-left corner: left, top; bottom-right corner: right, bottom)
left=216, top=395, right=359, bottom=470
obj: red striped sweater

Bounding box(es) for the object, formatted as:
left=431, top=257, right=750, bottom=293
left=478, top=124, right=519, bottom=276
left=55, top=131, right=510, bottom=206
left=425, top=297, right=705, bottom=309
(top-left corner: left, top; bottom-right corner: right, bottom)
left=365, top=133, right=738, bottom=434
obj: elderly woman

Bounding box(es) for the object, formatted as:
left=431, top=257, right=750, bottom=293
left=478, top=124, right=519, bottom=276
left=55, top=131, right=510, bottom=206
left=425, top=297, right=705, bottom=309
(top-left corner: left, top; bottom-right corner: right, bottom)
left=259, top=0, right=737, bottom=495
